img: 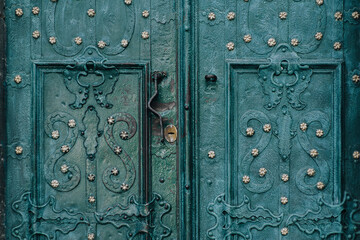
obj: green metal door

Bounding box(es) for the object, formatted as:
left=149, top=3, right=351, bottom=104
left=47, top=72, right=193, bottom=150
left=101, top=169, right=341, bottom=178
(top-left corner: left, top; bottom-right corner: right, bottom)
left=5, top=0, right=178, bottom=239
left=4, top=0, right=360, bottom=240
left=193, top=0, right=360, bottom=239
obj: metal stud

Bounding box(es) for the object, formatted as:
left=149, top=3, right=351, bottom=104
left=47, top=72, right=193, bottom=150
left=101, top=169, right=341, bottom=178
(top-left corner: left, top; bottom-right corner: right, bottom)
left=316, top=129, right=324, bottom=137
left=15, top=146, right=23, bottom=155
left=352, top=11, right=360, bottom=20
left=243, top=34, right=252, bottom=43
left=310, top=149, right=318, bottom=158
left=267, top=38, right=276, bottom=47
left=307, top=168, right=316, bottom=177
left=208, top=151, right=216, bottom=159
left=14, top=75, right=22, bottom=84
left=121, top=183, right=129, bottom=191
left=49, top=37, right=56, bottom=45
left=32, top=30, right=40, bottom=39
left=333, top=42, right=342, bottom=50
left=281, top=197, right=288, bottom=205
left=88, top=174, right=96, bottom=182
left=281, top=228, right=289, bottom=236
left=114, top=146, right=122, bottom=155
left=124, top=0, right=132, bottom=5
left=226, top=42, right=235, bottom=51
left=51, top=180, right=59, bottom=188
left=315, top=32, right=323, bottom=40
left=352, top=74, right=360, bottom=83
left=317, top=181, right=325, bottom=190
left=111, top=168, right=119, bottom=176
left=246, top=127, right=255, bottom=136
left=251, top=148, right=259, bottom=157
left=120, top=131, right=129, bottom=140
left=87, top=9, right=96, bottom=17
left=227, top=12, right=236, bottom=20
left=32, top=7, right=40, bottom=15
left=52, top=130, right=60, bottom=139
left=88, top=196, right=96, bottom=203
left=121, top=39, right=129, bottom=48
left=300, top=122, right=308, bottom=131
left=107, top=117, right=115, bottom=125
left=61, top=145, right=70, bottom=153
left=88, top=233, right=95, bottom=240
left=15, top=8, right=24, bottom=17
left=74, top=37, right=82, bottom=45
left=263, top=124, right=271, bottom=132
left=68, top=119, right=76, bottom=128
left=316, top=0, right=324, bottom=6
left=279, top=12, right=287, bottom=20
left=353, top=151, right=360, bottom=159
left=61, top=164, right=69, bottom=173
left=259, top=168, right=267, bottom=177
left=281, top=174, right=289, bottom=182
left=208, top=12, right=216, bottom=20
left=98, top=41, right=106, bottom=49
left=142, top=10, right=150, bottom=18
left=242, top=175, right=250, bottom=184
left=291, top=38, right=299, bottom=46
left=141, top=31, right=150, bottom=39
left=334, top=11, right=343, bottom=20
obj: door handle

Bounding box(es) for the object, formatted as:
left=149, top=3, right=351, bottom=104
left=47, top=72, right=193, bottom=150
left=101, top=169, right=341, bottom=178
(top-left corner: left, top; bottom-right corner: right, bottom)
left=148, top=71, right=167, bottom=141
left=205, top=74, right=217, bottom=82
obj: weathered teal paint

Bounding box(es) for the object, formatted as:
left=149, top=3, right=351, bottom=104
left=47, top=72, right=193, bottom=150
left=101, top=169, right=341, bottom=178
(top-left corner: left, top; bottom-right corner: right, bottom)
left=4, top=0, right=360, bottom=239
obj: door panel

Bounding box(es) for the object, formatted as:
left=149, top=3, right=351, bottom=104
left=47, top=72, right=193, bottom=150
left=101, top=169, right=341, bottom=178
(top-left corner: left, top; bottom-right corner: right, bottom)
left=195, top=0, right=360, bottom=239
left=5, top=0, right=178, bottom=239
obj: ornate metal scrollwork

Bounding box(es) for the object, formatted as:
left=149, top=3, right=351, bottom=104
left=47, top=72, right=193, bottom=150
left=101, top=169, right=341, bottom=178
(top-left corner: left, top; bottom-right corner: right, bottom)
left=11, top=192, right=88, bottom=240
left=95, top=194, right=172, bottom=239
left=207, top=194, right=283, bottom=239
left=103, top=112, right=137, bottom=193
left=44, top=112, right=81, bottom=192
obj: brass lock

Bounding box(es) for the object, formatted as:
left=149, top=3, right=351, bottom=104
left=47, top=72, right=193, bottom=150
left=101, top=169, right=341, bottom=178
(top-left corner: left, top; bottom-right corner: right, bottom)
left=164, top=125, right=178, bottom=143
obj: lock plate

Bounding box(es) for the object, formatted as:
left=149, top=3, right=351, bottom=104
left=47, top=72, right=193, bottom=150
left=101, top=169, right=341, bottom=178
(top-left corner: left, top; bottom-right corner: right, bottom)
left=164, top=125, right=178, bottom=143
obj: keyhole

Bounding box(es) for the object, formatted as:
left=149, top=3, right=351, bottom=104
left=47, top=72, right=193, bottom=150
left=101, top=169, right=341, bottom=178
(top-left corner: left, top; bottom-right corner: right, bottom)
left=164, top=125, right=178, bottom=143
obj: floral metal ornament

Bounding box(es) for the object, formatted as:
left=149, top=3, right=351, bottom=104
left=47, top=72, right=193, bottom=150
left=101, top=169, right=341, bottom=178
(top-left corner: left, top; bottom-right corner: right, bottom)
left=32, top=30, right=40, bottom=39
left=226, top=42, right=235, bottom=51
left=114, top=146, right=122, bottom=155
left=353, top=151, right=360, bottom=159
left=263, top=124, right=271, bottom=132
left=88, top=233, right=95, bottom=240
left=291, top=38, right=299, bottom=46
left=208, top=12, right=216, bottom=20
left=251, top=148, right=259, bottom=157
left=310, top=149, right=318, bottom=158
left=121, top=183, right=129, bottom=191
left=317, top=181, right=325, bottom=190
left=51, top=180, right=59, bottom=188
left=281, top=174, right=289, bottom=182
left=14, top=75, right=22, bottom=84
left=88, top=196, right=96, bottom=203
left=74, top=37, right=82, bottom=45
left=333, top=42, right=342, bottom=50
left=279, top=12, right=287, bottom=19
left=111, top=168, right=119, bottom=176
left=15, top=146, right=23, bottom=155
left=124, top=0, right=132, bottom=5
left=307, top=168, right=316, bottom=176
left=88, top=174, right=95, bottom=182
left=97, top=41, right=106, bottom=49
left=243, top=34, right=252, bottom=43
left=352, top=74, right=360, bottom=83
left=208, top=150, right=216, bottom=159
left=120, top=131, right=129, bottom=140
left=51, top=130, right=60, bottom=139
left=49, top=36, right=56, bottom=44
left=32, top=7, right=40, bottom=15
left=242, top=175, right=250, bottom=184
left=87, top=9, right=95, bottom=17
left=316, top=129, right=324, bottom=137
left=61, top=145, right=70, bottom=153
left=142, top=10, right=149, bottom=18
left=352, top=11, right=360, bottom=19
left=334, top=11, right=343, bottom=20
left=300, top=122, right=308, bottom=131
left=281, top=228, right=289, bottom=236
left=60, top=164, right=69, bottom=173
left=121, top=39, right=129, bottom=48
left=246, top=127, right=255, bottom=136
left=281, top=197, right=288, bottom=205
left=227, top=12, right=236, bottom=20
left=315, top=32, right=323, bottom=40
left=15, top=8, right=23, bottom=17
left=267, top=38, right=276, bottom=47
left=259, top=168, right=267, bottom=177
left=68, top=119, right=76, bottom=128
left=316, top=0, right=324, bottom=6
left=141, top=31, right=150, bottom=39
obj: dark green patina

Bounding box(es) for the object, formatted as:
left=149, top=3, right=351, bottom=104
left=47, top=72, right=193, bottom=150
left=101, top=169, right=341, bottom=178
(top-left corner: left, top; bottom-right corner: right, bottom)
left=4, top=0, right=360, bottom=239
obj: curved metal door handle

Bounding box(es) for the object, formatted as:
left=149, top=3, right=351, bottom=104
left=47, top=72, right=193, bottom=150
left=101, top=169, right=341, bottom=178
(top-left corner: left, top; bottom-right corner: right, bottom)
left=148, top=71, right=167, bottom=141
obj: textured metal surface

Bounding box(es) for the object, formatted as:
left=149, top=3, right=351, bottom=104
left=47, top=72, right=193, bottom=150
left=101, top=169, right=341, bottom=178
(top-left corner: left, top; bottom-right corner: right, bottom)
left=0, top=0, right=5, bottom=237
